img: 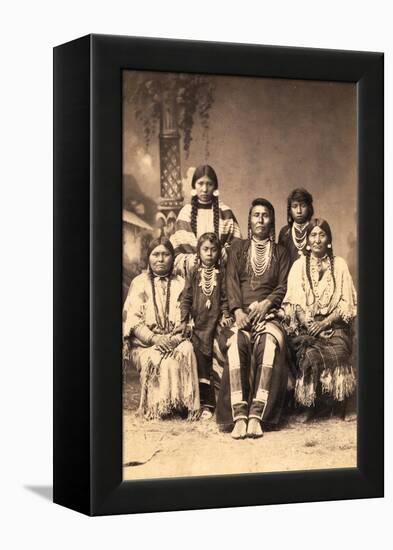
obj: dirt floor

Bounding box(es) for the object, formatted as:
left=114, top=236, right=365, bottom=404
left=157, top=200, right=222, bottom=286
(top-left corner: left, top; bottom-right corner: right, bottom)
left=123, top=367, right=357, bottom=481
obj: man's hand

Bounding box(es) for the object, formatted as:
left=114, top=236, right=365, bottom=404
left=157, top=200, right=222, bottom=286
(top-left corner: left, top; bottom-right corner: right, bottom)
left=248, top=299, right=271, bottom=323
left=234, top=309, right=249, bottom=330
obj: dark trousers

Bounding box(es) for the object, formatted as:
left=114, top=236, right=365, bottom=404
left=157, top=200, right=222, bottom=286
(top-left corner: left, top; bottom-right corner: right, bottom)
left=194, top=347, right=216, bottom=410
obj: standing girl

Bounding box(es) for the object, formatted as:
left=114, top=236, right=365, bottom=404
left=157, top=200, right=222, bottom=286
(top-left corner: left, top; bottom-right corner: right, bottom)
left=171, top=164, right=241, bottom=275
left=177, top=232, right=232, bottom=419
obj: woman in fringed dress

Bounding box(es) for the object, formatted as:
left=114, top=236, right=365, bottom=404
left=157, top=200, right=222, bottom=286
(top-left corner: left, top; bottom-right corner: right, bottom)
left=280, top=218, right=357, bottom=415
left=123, top=237, right=200, bottom=419
left=170, top=164, right=241, bottom=276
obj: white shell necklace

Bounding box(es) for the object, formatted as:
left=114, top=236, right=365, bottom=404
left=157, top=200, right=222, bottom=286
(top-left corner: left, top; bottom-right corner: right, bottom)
left=249, top=237, right=272, bottom=277
left=292, top=222, right=309, bottom=252
left=309, top=254, right=333, bottom=307
left=198, top=265, right=218, bottom=309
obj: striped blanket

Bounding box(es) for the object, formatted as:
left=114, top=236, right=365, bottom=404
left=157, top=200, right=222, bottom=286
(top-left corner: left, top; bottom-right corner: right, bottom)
left=170, top=201, right=241, bottom=274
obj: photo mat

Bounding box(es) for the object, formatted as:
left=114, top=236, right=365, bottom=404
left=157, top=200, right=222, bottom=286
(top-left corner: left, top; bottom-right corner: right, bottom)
left=122, top=69, right=357, bottom=481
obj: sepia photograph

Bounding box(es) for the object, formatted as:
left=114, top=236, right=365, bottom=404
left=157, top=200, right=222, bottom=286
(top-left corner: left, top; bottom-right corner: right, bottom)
left=122, top=69, right=358, bottom=481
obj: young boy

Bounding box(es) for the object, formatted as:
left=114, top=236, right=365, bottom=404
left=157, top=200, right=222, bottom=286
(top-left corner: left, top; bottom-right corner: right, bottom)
left=178, top=232, right=232, bottom=419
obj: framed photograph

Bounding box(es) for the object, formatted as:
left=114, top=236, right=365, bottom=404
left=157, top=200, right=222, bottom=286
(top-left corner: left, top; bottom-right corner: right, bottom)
left=54, top=34, right=383, bottom=515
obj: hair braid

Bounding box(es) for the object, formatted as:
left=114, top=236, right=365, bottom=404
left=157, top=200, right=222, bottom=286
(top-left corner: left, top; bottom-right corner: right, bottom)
left=190, top=195, right=198, bottom=236
left=305, top=249, right=314, bottom=301
left=149, top=267, right=172, bottom=332
left=327, top=247, right=336, bottom=294
left=213, top=196, right=220, bottom=238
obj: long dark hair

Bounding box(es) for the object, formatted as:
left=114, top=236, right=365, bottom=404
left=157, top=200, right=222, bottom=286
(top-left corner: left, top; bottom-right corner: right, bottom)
left=196, top=232, right=221, bottom=268
left=287, top=188, right=314, bottom=225
left=304, top=218, right=336, bottom=297
left=190, top=164, right=220, bottom=238
left=247, top=197, right=276, bottom=242
left=147, top=236, right=175, bottom=332
left=147, top=236, right=175, bottom=275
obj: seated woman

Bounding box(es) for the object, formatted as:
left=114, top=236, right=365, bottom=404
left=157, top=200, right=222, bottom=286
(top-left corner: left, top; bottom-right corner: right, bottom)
left=215, top=198, right=290, bottom=439
left=123, top=237, right=200, bottom=420
left=280, top=218, right=357, bottom=415
left=170, top=164, right=241, bottom=275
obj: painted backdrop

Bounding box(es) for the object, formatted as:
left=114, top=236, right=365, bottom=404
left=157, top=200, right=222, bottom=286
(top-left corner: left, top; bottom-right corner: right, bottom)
left=123, top=71, right=357, bottom=281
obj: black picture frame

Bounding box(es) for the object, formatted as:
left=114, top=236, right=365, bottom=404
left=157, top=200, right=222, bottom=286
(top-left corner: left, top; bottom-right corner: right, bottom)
left=53, top=34, right=384, bottom=516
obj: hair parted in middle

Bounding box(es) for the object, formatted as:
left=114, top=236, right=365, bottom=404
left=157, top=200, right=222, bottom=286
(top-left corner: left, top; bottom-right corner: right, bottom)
left=304, top=218, right=336, bottom=298
left=146, top=236, right=175, bottom=273
left=190, top=164, right=220, bottom=238
left=146, top=236, right=175, bottom=332
left=287, top=187, right=314, bottom=225
left=247, top=197, right=276, bottom=242
left=196, top=232, right=221, bottom=267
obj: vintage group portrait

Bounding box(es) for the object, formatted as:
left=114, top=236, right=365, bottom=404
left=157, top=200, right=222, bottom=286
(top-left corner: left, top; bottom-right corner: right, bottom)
left=121, top=69, right=357, bottom=481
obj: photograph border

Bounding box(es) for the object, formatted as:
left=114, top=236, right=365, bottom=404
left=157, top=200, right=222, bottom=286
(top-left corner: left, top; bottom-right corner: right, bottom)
left=53, top=34, right=384, bottom=516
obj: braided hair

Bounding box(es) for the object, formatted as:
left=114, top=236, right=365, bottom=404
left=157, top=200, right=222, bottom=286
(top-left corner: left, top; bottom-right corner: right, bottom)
left=304, top=218, right=336, bottom=299
left=147, top=236, right=175, bottom=333
left=287, top=188, right=314, bottom=225
left=190, top=165, right=220, bottom=238
left=196, top=232, right=221, bottom=268
left=245, top=197, right=277, bottom=262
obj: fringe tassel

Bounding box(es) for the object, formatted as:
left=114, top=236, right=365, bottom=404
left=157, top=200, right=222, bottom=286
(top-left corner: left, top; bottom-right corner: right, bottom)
left=321, top=365, right=356, bottom=402
left=134, top=347, right=200, bottom=420
left=295, top=364, right=356, bottom=406
left=295, top=376, right=317, bottom=407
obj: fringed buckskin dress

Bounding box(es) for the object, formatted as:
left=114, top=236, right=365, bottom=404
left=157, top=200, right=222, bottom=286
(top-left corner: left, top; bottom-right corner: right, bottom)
left=282, top=254, right=357, bottom=407
left=123, top=272, right=200, bottom=419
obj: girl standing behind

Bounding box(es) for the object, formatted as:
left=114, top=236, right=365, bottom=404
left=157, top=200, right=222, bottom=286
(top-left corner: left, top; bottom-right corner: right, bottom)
left=177, top=233, right=232, bottom=419
left=171, top=164, right=241, bottom=276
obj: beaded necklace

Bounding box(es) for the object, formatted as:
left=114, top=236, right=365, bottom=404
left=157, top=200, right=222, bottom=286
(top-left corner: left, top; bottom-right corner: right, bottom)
left=150, top=273, right=172, bottom=333
left=198, top=265, right=218, bottom=310
left=291, top=221, right=309, bottom=253
left=248, top=237, right=272, bottom=277
left=309, top=254, right=333, bottom=307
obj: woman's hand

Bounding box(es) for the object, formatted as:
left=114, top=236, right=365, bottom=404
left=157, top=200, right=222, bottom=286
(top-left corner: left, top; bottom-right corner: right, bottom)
left=152, top=334, right=174, bottom=355
left=248, top=300, right=271, bottom=323
left=307, top=321, right=326, bottom=337
left=234, top=309, right=249, bottom=330
left=265, top=308, right=285, bottom=321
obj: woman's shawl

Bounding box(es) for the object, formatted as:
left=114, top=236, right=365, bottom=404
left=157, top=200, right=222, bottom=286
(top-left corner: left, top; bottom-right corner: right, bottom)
left=170, top=200, right=241, bottom=275
left=282, top=255, right=357, bottom=327
left=123, top=272, right=184, bottom=346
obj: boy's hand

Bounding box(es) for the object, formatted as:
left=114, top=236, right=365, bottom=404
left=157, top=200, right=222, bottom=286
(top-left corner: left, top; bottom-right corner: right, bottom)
left=234, top=309, right=249, bottom=330
left=172, top=321, right=187, bottom=337
left=219, top=314, right=233, bottom=328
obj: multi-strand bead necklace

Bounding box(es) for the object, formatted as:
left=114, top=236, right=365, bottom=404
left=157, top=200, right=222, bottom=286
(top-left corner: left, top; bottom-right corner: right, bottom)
left=198, top=265, right=218, bottom=310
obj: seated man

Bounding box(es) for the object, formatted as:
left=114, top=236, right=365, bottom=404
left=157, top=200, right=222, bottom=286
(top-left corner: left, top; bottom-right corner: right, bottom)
left=215, top=198, right=290, bottom=439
